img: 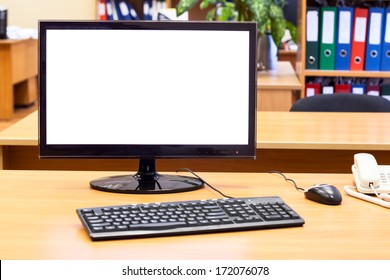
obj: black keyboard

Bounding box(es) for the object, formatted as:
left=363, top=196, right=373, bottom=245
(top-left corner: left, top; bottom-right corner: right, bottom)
left=77, top=196, right=305, bottom=240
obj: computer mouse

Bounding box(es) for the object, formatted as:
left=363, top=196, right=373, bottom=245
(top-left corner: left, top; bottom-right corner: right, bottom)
left=304, top=184, right=342, bottom=205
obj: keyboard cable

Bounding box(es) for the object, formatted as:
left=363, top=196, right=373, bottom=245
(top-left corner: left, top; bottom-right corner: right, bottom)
left=176, top=167, right=234, bottom=199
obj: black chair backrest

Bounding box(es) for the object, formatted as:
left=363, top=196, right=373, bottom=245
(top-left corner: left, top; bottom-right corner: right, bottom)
left=290, top=94, right=390, bottom=112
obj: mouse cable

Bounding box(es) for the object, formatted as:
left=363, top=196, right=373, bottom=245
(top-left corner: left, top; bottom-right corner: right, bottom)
left=176, top=168, right=234, bottom=199
left=269, top=171, right=305, bottom=192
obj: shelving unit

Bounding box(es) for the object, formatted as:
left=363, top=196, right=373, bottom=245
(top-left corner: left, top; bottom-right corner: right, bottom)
left=96, top=0, right=173, bottom=19
left=304, top=70, right=390, bottom=78
left=96, top=0, right=208, bottom=20
left=296, top=0, right=389, bottom=98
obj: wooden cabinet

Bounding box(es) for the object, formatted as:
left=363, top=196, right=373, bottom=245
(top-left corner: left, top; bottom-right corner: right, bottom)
left=296, top=0, right=390, bottom=98
left=0, top=39, right=38, bottom=120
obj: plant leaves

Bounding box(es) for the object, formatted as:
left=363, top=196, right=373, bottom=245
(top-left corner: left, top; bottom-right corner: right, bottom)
left=245, top=0, right=270, bottom=31
left=218, top=5, right=238, bottom=21
left=270, top=16, right=286, bottom=47
left=175, top=0, right=289, bottom=45
left=206, top=8, right=217, bottom=20
left=176, top=0, right=199, bottom=16
left=269, top=2, right=284, bottom=19
left=200, top=0, right=209, bottom=10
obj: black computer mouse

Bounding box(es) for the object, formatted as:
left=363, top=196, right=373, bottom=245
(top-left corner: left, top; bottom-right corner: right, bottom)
left=304, top=184, right=342, bottom=205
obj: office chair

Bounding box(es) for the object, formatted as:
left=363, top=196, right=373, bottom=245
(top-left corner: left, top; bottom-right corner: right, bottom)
left=290, top=93, right=390, bottom=112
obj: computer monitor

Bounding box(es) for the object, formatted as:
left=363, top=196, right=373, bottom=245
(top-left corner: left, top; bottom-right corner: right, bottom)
left=39, top=20, right=257, bottom=194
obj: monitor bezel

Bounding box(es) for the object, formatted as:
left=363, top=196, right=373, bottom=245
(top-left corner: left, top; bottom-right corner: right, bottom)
left=38, top=20, right=257, bottom=159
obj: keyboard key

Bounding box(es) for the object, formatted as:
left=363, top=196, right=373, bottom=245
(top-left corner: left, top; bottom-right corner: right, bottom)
left=128, top=221, right=187, bottom=230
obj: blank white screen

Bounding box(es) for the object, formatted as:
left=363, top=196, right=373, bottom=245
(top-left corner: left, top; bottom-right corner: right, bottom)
left=46, top=29, right=250, bottom=145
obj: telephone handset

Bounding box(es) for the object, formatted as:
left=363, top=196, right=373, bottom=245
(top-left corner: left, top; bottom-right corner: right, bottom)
left=345, top=153, right=390, bottom=208
left=352, top=153, right=390, bottom=194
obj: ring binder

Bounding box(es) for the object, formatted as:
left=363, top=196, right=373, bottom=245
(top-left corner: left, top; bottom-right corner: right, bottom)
left=306, top=7, right=320, bottom=69
left=350, top=8, right=369, bottom=71
left=319, top=7, right=337, bottom=70
left=335, top=7, right=353, bottom=70
left=365, top=7, right=385, bottom=71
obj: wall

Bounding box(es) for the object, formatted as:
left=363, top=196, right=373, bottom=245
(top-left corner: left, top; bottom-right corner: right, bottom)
left=283, top=0, right=297, bottom=25
left=0, top=0, right=96, bottom=28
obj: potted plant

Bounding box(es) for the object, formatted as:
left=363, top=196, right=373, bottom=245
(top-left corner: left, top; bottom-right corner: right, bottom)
left=176, top=0, right=289, bottom=50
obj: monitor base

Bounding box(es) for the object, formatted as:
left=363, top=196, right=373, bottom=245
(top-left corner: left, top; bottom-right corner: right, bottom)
left=90, top=173, right=204, bottom=194
left=90, top=158, right=204, bottom=194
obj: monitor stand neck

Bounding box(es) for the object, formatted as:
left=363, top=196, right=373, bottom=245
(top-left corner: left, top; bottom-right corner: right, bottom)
left=89, top=158, right=204, bottom=194
left=134, top=158, right=160, bottom=182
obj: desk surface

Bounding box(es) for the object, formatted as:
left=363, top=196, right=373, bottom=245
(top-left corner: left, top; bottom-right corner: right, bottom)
left=2, top=110, right=390, bottom=151
left=0, top=170, right=389, bottom=260
left=0, top=38, right=35, bottom=44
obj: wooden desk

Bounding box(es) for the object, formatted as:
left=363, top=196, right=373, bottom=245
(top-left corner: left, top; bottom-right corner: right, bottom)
left=257, top=61, right=301, bottom=111
left=0, top=38, right=38, bottom=120
left=0, top=170, right=389, bottom=260
left=1, top=111, right=390, bottom=173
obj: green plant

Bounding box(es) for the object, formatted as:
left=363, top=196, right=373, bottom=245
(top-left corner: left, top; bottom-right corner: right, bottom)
left=176, top=0, right=288, bottom=47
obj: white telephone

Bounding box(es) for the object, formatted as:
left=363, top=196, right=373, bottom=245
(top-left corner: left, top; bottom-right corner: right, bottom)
left=352, top=153, right=390, bottom=194
left=344, top=153, right=390, bottom=208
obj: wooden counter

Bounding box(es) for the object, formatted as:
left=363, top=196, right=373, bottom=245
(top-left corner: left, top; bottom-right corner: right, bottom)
left=1, top=111, right=390, bottom=173
left=257, top=61, right=301, bottom=111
